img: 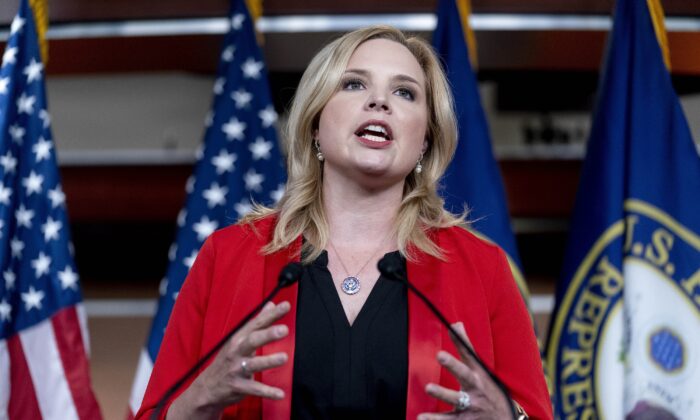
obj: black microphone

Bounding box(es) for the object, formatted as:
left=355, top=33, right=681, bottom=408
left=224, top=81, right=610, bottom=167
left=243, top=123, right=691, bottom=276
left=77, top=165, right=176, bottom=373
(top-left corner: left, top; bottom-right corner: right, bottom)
left=377, top=255, right=518, bottom=420
left=151, top=262, right=303, bottom=419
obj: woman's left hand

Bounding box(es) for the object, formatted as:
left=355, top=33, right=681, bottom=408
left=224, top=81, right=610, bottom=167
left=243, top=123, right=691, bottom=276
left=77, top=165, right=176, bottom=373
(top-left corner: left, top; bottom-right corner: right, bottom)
left=418, top=322, right=512, bottom=420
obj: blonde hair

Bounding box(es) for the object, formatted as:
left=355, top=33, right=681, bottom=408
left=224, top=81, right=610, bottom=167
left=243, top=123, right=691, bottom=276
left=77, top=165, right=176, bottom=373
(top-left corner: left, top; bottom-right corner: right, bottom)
left=244, top=25, right=465, bottom=262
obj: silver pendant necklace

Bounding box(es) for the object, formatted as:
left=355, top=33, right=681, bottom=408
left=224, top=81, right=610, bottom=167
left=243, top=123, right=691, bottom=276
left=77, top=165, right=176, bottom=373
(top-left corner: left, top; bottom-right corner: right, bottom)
left=328, top=235, right=389, bottom=296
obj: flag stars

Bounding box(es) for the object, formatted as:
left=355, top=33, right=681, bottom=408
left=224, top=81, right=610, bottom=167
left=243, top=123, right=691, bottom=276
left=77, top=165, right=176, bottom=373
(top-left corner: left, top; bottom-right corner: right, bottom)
left=193, top=216, right=218, bottom=241
left=0, top=77, right=9, bottom=94
left=10, top=16, right=25, bottom=35
left=48, top=186, right=66, bottom=208
left=21, top=286, right=45, bottom=311
left=22, top=171, right=44, bottom=195
left=221, top=46, right=235, bottom=62
left=33, top=137, right=53, bottom=162
left=9, top=124, right=25, bottom=144
left=177, top=209, right=187, bottom=227
left=244, top=169, right=265, bottom=192
left=213, top=77, right=226, bottom=95
left=241, top=58, right=263, bottom=79
left=0, top=152, right=17, bottom=174
left=222, top=117, right=246, bottom=141
left=58, top=266, right=79, bottom=290
left=0, top=183, right=12, bottom=205
left=11, top=237, right=24, bottom=258
left=211, top=150, right=236, bottom=174
left=23, top=58, right=44, bottom=83
left=249, top=137, right=273, bottom=160
left=3, top=47, right=18, bottom=67
left=185, top=176, right=196, bottom=193
left=231, top=14, right=245, bottom=30
left=16, top=93, right=36, bottom=114
left=234, top=199, right=253, bottom=217
left=42, top=217, right=63, bottom=242
left=168, top=243, right=177, bottom=261
left=31, top=252, right=52, bottom=278
left=203, top=182, right=228, bottom=208
left=183, top=250, right=198, bottom=269
left=231, top=89, right=252, bottom=109
left=16, top=205, right=35, bottom=228
left=0, top=299, right=10, bottom=321
left=39, top=109, right=51, bottom=128
left=271, top=184, right=285, bottom=203
left=258, top=106, right=278, bottom=128
left=3, top=270, right=15, bottom=290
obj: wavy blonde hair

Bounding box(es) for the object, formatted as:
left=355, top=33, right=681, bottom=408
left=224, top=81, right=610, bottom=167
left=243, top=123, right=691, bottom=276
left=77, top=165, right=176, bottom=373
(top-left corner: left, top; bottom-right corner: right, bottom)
left=244, top=25, right=465, bottom=262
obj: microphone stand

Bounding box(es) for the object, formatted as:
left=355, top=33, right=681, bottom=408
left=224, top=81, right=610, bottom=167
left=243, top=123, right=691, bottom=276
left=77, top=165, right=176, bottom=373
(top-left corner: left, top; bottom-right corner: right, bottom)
left=378, top=256, right=518, bottom=420
left=151, top=262, right=303, bottom=420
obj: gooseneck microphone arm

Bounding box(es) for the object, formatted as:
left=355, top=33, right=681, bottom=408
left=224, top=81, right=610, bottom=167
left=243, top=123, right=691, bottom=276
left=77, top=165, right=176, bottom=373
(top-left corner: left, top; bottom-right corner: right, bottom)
left=151, top=262, right=303, bottom=420
left=377, top=256, right=517, bottom=420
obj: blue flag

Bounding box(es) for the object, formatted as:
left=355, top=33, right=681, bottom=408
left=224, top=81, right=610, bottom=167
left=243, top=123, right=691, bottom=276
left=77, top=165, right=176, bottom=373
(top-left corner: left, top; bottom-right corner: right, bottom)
left=432, top=0, right=527, bottom=294
left=546, top=0, right=700, bottom=418
left=0, top=0, right=101, bottom=417
left=129, top=0, right=285, bottom=413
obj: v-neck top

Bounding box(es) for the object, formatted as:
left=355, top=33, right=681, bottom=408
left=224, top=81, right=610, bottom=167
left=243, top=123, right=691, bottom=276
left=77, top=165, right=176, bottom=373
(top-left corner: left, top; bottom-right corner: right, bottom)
left=291, top=250, right=408, bottom=420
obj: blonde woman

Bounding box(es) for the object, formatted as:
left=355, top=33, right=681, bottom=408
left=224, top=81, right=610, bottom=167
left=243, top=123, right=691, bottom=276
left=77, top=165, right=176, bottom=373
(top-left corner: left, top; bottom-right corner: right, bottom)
left=136, top=26, right=552, bottom=420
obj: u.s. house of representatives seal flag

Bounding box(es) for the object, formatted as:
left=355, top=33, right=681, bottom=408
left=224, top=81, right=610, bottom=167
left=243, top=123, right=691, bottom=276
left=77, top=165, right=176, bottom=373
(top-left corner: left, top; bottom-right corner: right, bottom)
left=0, top=0, right=102, bottom=418
left=128, top=0, right=285, bottom=416
left=546, top=0, right=700, bottom=418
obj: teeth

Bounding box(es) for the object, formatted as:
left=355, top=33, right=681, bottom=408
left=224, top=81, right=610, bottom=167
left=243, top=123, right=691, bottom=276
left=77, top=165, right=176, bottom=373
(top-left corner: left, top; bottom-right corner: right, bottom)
left=360, top=133, right=387, bottom=142
left=365, top=124, right=387, bottom=135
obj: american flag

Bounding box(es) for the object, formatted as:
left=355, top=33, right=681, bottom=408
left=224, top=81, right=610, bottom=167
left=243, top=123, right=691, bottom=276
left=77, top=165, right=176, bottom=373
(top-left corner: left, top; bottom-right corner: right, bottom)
left=0, top=0, right=102, bottom=418
left=128, top=0, right=286, bottom=415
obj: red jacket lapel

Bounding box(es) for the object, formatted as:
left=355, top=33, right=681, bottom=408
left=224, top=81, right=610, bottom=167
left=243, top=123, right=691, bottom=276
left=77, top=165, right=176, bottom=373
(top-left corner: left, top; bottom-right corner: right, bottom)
left=405, top=245, right=443, bottom=419
left=260, top=235, right=301, bottom=420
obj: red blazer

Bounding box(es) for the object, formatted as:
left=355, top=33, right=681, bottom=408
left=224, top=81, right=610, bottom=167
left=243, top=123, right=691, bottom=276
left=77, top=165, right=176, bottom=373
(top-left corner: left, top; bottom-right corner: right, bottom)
left=136, top=217, right=552, bottom=419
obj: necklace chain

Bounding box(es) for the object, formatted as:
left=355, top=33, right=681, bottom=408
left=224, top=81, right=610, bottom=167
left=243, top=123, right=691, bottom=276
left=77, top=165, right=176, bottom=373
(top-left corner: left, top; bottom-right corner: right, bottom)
left=328, top=233, right=391, bottom=286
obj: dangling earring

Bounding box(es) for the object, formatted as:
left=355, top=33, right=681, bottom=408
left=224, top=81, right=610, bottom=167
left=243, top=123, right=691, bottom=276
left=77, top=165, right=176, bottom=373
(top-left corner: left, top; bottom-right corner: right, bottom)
left=315, top=139, right=324, bottom=161
left=415, top=152, right=424, bottom=174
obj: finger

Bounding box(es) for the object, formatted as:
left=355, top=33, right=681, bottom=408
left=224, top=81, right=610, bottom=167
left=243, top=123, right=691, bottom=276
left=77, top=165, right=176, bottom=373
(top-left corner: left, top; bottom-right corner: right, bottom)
left=240, top=352, right=288, bottom=374
left=231, top=301, right=290, bottom=351
left=417, top=413, right=455, bottom=420
left=437, top=351, right=480, bottom=391
left=424, top=383, right=463, bottom=407
left=449, top=322, right=477, bottom=368
left=234, top=377, right=285, bottom=400
left=246, top=301, right=291, bottom=334
left=238, top=324, right=289, bottom=355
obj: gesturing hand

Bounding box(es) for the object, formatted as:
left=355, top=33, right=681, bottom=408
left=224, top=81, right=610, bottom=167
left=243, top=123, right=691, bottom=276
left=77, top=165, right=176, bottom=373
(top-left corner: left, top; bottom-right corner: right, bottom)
left=168, top=301, right=291, bottom=419
left=418, top=322, right=512, bottom=420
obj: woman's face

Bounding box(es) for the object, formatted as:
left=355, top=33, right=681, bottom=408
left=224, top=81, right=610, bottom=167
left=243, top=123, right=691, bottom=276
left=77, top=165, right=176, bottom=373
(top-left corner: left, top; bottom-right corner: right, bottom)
left=316, top=38, right=429, bottom=188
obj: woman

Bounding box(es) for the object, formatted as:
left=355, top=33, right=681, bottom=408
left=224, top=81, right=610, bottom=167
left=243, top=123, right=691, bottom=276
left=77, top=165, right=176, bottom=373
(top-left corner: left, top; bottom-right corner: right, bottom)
left=136, top=26, right=552, bottom=419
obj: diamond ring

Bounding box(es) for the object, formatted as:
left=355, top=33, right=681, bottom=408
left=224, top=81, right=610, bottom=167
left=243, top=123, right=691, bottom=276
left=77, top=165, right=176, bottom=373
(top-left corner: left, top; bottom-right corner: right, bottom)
left=455, top=390, right=471, bottom=412
left=240, top=359, right=251, bottom=376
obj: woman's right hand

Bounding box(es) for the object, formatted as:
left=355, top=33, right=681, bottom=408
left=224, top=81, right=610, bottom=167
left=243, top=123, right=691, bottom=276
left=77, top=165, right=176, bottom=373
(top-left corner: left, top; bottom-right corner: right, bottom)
left=167, top=300, right=292, bottom=419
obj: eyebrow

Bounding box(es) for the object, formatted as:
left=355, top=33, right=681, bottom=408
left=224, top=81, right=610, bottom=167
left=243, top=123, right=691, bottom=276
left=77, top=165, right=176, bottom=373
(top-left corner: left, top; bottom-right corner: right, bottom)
left=344, top=68, right=422, bottom=87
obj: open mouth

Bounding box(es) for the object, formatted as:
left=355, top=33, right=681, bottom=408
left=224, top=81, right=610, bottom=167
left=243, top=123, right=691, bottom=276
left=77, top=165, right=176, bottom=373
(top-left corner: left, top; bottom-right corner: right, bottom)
left=355, top=121, right=393, bottom=143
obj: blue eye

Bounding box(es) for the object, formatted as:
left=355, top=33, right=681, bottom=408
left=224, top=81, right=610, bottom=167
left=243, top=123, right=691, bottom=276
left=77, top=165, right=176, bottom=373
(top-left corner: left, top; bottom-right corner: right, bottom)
left=394, top=87, right=415, bottom=101
left=342, top=78, right=365, bottom=90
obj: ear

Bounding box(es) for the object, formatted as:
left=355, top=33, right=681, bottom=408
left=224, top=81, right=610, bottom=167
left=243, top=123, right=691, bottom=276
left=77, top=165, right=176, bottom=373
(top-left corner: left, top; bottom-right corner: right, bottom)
left=421, top=139, right=429, bottom=154
left=313, top=129, right=319, bottom=140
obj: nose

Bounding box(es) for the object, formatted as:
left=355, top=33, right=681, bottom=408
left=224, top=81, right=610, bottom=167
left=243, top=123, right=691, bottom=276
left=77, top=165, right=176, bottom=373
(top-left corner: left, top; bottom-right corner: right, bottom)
left=365, top=94, right=390, bottom=113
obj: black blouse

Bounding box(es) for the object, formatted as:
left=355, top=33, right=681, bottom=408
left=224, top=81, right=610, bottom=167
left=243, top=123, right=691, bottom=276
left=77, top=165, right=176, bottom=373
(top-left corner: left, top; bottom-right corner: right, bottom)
left=291, top=250, right=408, bottom=420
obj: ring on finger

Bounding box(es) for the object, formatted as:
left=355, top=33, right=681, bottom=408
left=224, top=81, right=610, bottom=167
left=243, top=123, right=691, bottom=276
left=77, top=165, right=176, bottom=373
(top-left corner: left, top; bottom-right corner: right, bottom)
left=240, top=358, right=252, bottom=376
left=455, top=390, right=471, bottom=412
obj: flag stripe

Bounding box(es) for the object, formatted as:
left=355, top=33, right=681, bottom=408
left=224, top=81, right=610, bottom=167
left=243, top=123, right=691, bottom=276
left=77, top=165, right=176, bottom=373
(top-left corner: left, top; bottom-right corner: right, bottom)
left=0, top=341, right=10, bottom=418
left=52, top=306, right=101, bottom=420
left=76, top=304, right=90, bottom=356
left=20, top=320, right=79, bottom=420
left=7, top=334, right=43, bottom=420
left=129, top=349, right=153, bottom=416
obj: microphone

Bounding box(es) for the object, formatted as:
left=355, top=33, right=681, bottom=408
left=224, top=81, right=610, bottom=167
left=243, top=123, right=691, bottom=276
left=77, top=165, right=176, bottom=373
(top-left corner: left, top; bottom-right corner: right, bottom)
left=151, top=262, right=303, bottom=419
left=377, top=256, right=518, bottom=420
